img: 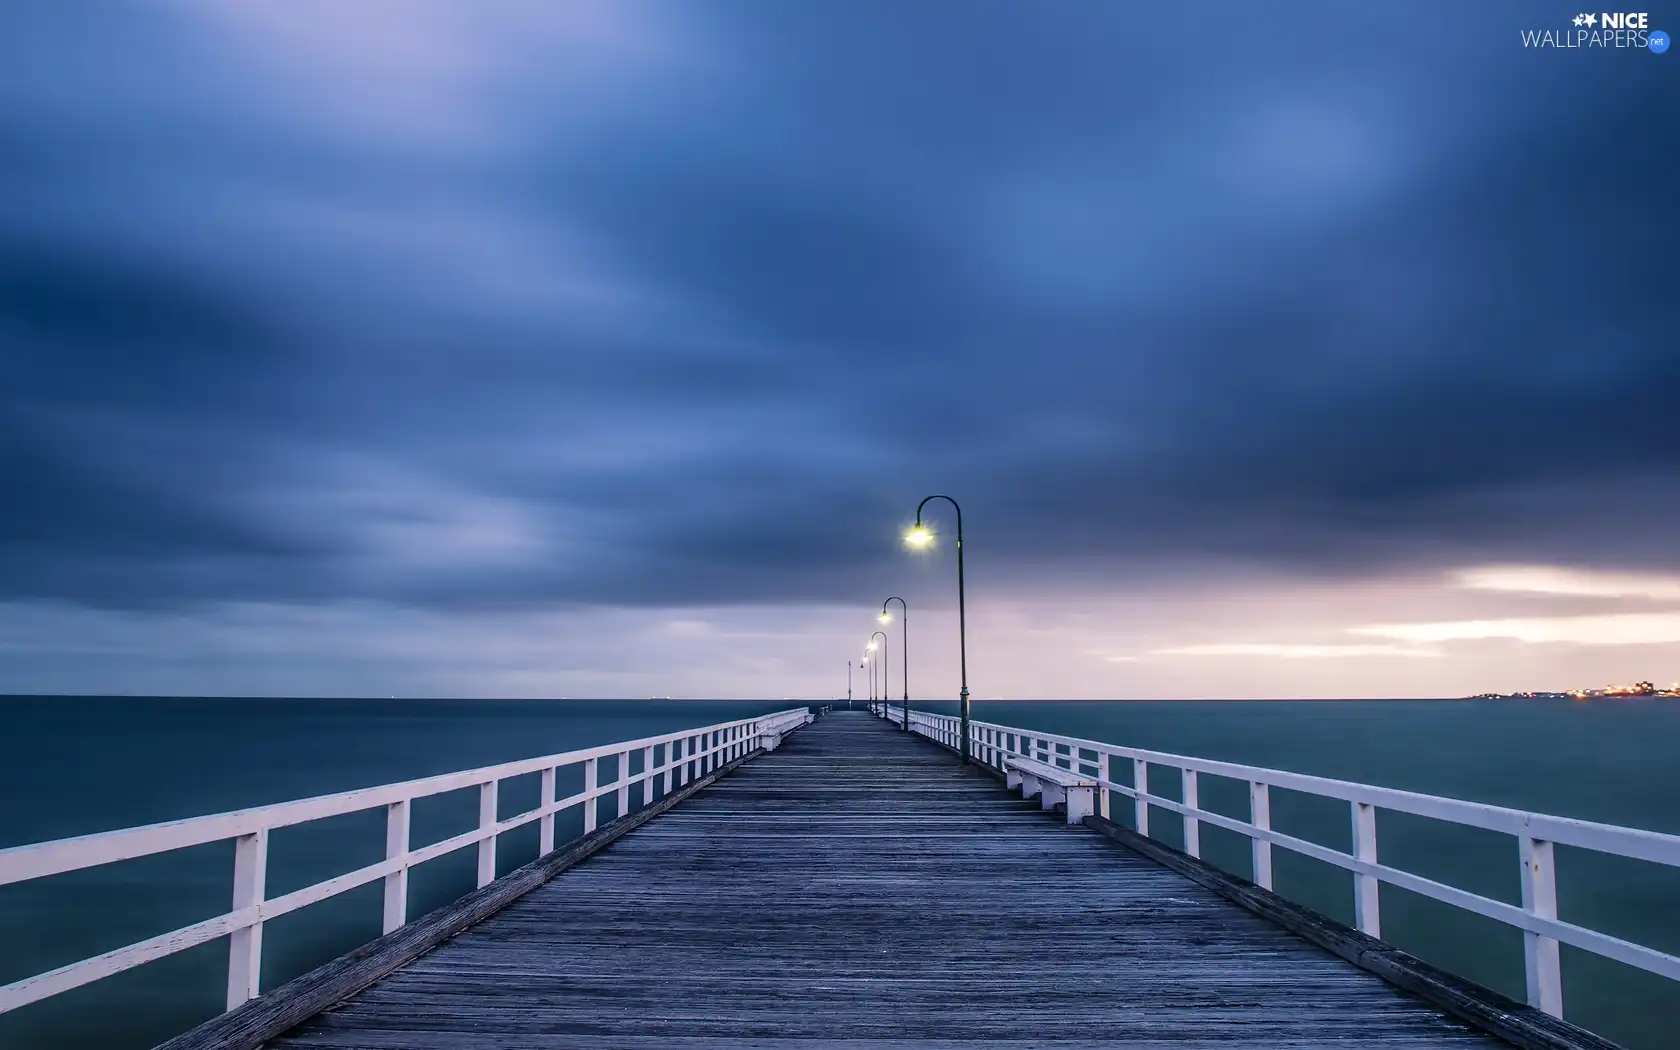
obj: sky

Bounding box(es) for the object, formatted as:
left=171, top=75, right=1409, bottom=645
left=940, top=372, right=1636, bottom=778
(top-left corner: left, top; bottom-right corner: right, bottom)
left=1, top=2, right=1676, bottom=700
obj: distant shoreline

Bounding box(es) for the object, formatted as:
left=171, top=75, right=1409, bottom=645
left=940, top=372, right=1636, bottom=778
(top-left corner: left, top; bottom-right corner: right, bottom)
left=0, top=693, right=1520, bottom=702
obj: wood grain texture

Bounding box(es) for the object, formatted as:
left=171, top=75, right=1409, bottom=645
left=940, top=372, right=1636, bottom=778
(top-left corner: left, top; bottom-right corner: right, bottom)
left=912, top=721, right=1620, bottom=1050
left=156, top=747, right=762, bottom=1050
left=1079, top=816, right=1621, bottom=1050
left=266, top=712, right=1507, bottom=1049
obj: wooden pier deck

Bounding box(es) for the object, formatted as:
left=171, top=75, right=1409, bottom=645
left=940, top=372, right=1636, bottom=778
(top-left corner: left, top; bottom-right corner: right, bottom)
left=268, top=711, right=1500, bottom=1049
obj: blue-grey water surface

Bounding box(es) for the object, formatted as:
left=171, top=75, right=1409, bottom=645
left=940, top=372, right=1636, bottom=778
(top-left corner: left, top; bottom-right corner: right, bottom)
left=1, top=696, right=1676, bottom=1050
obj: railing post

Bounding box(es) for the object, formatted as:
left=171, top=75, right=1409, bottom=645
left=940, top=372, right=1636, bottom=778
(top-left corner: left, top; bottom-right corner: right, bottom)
left=642, top=745, right=654, bottom=806
left=1182, top=769, right=1200, bottom=858
left=1352, top=801, right=1380, bottom=937
left=583, top=757, right=598, bottom=834
left=382, top=800, right=410, bottom=934
left=227, top=828, right=268, bottom=1009
left=1521, top=835, right=1564, bottom=1017
left=1098, top=752, right=1110, bottom=819
left=539, top=767, right=556, bottom=855
left=616, top=752, right=630, bottom=817
left=477, top=780, right=499, bottom=888
left=1250, top=781, right=1273, bottom=890
left=1132, top=758, right=1149, bottom=837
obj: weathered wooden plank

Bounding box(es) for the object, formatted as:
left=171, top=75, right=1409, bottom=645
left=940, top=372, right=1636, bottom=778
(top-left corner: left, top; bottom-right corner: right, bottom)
left=262, top=713, right=1516, bottom=1049
left=1081, top=814, right=1621, bottom=1050
left=913, top=718, right=1622, bottom=1050
left=155, top=747, right=766, bottom=1050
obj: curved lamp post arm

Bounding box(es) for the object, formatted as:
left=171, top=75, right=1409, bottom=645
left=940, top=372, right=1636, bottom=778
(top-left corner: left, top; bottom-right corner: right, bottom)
left=881, top=597, right=908, bottom=730
left=910, top=495, right=970, bottom=763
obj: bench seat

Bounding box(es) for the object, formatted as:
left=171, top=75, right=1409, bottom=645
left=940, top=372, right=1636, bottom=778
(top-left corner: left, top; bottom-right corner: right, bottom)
left=757, top=712, right=812, bottom=751
left=1003, top=756, right=1097, bottom=824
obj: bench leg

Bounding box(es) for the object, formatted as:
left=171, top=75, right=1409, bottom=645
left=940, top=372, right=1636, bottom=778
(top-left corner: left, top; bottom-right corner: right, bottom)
left=1006, top=769, right=1022, bottom=791
left=1041, top=783, right=1066, bottom=812
left=762, top=731, right=782, bottom=751
left=1065, top=785, right=1094, bottom=825
left=1020, top=773, right=1041, bottom=800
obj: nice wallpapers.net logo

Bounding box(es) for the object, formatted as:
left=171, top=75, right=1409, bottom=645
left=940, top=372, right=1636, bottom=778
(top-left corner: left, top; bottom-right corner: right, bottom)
left=1520, top=11, right=1671, bottom=50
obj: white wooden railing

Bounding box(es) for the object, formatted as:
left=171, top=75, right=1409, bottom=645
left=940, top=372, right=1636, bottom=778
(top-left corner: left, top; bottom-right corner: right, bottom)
left=0, top=707, right=813, bottom=1020
left=875, top=702, right=1680, bottom=1021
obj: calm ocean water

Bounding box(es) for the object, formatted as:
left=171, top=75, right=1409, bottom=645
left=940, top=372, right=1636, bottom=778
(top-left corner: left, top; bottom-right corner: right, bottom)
left=2, top=696, right=1676, bottom=1049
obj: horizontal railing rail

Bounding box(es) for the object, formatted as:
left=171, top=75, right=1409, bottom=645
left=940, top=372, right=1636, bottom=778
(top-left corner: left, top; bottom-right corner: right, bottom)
left=0, top=707, right=813, bottom=1020
left=874, top=702, right=1680, bottom=1022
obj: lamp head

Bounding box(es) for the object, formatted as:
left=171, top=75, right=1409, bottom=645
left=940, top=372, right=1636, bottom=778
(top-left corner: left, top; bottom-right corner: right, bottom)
left=867, top=639, right=878, bottom=651
left=904, top=523, right=934, bottom=549
left=878, top=611, right=891, bottom=624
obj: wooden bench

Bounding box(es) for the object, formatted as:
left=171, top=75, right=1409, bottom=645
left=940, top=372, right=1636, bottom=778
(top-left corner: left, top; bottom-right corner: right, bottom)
left=757, top=711, right=813, bottom=751
left=1004, top=755, right=1097, bottom=824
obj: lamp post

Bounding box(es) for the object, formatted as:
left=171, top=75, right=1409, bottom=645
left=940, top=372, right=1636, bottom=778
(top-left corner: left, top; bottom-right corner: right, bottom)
left=847, top=660, right=853, bottom=710
left=862, top=651, right=873, bottom=710
left=880, top=598, right=908, bottom=731
left=870, top=631, right=889, bottom=722
left=904, top=495, right=970, bottom=764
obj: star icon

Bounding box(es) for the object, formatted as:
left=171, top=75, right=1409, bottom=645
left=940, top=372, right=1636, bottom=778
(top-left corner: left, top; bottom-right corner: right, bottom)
left=1574, top=13, right=1585, bottom=25
left=1584, top=12, right=1598, bottom=26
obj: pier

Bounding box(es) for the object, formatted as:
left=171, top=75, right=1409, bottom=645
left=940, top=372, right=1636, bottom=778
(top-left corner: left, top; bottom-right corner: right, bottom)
left=3, top=707, right=1677, bottom=1049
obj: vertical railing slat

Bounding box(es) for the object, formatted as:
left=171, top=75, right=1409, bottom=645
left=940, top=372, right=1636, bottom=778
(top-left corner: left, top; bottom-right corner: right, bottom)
left=1250, top=781, right=1273, bottom=890
left=1133, top=758, right=1150, bottom=837
left=539, top=767, right=556, bottom=855
left=1182, top=769, right=1200, bottom=858
left=616, top=752, right=631, bottom=817
left=477, top=780, right=499, bottom=888
left=1521, top=835, right=1564, bottom=1017
left=642, top=745, right=655, bottom=807
left=1098, top=752, right=1111, bottom=819
left=226, top=828, right=268, bottom=1009
left=583, top=758, right=598, bottom=834
left=382, top=800, right=410, bottom=934
left=1352, top=801, right=1380, bottom=936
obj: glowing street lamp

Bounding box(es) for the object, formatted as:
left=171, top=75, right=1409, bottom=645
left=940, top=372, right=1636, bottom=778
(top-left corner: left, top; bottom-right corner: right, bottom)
left=880, top=597, right=908, bottom=730
left=905, top=495, right=970, bottom=763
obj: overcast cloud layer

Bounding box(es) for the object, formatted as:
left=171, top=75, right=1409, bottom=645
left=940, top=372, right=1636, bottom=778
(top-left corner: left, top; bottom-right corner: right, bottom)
left=2, top=2, right=1676, bottom=698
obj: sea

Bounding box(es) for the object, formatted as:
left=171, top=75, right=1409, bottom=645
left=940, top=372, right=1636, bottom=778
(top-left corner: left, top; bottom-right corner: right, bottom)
left=1, top=696, right=1676, bottom=1050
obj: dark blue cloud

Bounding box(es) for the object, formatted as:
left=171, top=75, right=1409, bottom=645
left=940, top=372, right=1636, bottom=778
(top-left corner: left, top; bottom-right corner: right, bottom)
left=1, top=1, right=1676, bottom=617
